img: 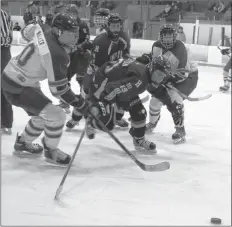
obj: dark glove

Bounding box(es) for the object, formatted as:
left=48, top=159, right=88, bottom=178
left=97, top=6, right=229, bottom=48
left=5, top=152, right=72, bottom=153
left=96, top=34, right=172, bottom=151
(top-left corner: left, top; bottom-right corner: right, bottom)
left=74, top=94, right=92, bottom=116
left=221, top=48, right=230, bottom=55
left=136, top=53, right=151, bottom=65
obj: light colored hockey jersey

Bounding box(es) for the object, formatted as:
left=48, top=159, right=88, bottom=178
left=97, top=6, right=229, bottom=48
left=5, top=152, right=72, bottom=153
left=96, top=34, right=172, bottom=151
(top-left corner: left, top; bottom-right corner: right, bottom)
left=3, top=24, right=79, bottom=105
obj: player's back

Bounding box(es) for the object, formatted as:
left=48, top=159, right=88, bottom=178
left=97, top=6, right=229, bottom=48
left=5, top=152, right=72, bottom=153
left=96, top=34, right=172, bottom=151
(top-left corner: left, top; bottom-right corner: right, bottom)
left=4, top=24, right=69, bottom=88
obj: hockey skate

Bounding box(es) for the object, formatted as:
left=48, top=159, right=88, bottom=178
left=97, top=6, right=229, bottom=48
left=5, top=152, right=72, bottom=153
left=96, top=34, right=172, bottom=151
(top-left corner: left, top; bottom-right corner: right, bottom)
left=145, top=116, right=160, bottom=133
left=172, top=126, right=186, bottom=144
left=133, top=137, right=157, bottom=153
left=219, top=84, right=230, bottom=93
left=42, top=138, right=71, bottom=166
left=57, top=100, right=71, bottom=114
left=1, top=127, right=12, bottom=135
left=13, top=133, right=43, bottom=157
left=116, top=118, right=129, bottom=128
left=66, top=119, right=79, bottom=131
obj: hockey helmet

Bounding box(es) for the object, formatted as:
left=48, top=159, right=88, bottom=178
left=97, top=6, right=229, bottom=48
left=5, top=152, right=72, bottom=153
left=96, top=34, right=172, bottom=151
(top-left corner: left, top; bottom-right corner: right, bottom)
left=107, top=13, right=123, bottom=40
left=159, top=24, right=177, bottom=50
left=52, top=13, right=79, bottom=52
left=64, top=4, right=80, bottom=20
left=52, top=13, right=79, bottom=32
left=94, top=8, right=110, bottom=28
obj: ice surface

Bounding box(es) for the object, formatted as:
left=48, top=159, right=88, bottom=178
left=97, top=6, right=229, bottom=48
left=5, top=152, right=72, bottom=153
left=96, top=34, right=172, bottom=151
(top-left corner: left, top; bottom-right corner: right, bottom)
left=1, top=48, right=231, bottom=226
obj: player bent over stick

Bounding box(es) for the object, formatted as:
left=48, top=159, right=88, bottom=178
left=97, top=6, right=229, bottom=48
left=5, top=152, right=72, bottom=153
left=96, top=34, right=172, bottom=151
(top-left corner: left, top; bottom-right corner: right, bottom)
left=138, top=24, right=199, bottom=144
left=81, top=58, right=157, bottom=152
left=1, top=13, right=88, bottom=166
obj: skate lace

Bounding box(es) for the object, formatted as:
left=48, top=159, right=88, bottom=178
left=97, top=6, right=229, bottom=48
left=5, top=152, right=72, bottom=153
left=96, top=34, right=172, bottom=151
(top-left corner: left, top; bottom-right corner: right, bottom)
left=146, top=122, right=155, bottom=129
left=69, top=119, right=79, bottom=126
left=25, top=143, right=41, bottom=151
left=58, top=102, right=70, bottom=109
left=117, top=119, right=126, bottom=124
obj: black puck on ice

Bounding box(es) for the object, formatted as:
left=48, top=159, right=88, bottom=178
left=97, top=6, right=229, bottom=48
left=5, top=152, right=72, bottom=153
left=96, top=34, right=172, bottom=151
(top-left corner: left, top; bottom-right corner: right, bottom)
left=210, top=217, right=222, bottom=224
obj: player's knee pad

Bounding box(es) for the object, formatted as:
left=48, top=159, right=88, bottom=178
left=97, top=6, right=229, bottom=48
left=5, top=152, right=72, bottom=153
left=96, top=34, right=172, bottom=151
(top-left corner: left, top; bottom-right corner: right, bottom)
left=129, top=103, right=147, bottom=138
left=40, top=103, right=66, bottom=127
left=30, top=116, right=44, bottom=129
left=223, top=57, right=232, bottom=73
left=168, top=101, right=184, bottom=127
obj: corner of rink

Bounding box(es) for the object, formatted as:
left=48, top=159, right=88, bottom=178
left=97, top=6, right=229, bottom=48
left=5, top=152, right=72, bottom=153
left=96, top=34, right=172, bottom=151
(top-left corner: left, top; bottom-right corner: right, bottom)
left=1, top=51, right=231, bottom=225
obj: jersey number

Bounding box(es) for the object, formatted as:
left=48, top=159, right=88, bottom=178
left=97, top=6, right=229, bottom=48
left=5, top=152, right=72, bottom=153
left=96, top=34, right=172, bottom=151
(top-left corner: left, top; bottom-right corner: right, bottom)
left=17, top=43, right=35, bottom=66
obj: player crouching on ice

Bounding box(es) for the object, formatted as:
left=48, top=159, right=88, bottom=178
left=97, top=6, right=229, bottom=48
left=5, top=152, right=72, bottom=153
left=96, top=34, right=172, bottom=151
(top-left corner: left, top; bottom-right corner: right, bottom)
left=80, top=58, right=157, bottom=152
left=219, top=47, right=231, bottom=92
left=138, top=24, right=199, bottom=144
left=1, top=13, right=87, bottom=166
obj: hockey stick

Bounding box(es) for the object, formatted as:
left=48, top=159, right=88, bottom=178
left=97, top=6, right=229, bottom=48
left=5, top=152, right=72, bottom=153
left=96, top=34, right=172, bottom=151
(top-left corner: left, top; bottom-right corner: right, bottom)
left=54, top=122, right=87, bottom=200
left=88, top=111, right=170, bottom=172
left=166, top=84, right=212, bottom=101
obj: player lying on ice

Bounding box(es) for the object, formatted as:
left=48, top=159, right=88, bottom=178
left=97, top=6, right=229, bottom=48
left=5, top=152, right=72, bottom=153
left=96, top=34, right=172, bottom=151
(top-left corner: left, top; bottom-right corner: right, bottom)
left=1, top=13, right=88, bottom=166
left=137, top=24, right=199, bottom=144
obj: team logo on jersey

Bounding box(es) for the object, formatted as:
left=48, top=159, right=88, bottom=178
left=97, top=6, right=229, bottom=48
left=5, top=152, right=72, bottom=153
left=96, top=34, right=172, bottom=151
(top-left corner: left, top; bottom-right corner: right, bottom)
left=17, top=75, right=26, bottom=82
left=36, top=31, right=45, bottom=46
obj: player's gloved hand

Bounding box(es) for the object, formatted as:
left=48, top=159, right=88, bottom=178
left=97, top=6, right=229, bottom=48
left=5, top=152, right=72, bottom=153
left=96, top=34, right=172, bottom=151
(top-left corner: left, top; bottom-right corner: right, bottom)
left=221, top=48, right=230, bottom=55
left=73, top=94, right=92, bottom=116
left=136, top=53, right=151, bottom=65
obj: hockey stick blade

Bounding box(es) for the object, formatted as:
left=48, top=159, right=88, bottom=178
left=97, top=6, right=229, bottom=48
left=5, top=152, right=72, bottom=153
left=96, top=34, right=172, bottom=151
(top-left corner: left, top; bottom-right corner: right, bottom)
left=137, top=160, right=170, bottom=172
left=89, top=111, right=170, bottom=172
left=166, top=84, right=212, bottom=102
left=185, top=93, right=212, bottom=101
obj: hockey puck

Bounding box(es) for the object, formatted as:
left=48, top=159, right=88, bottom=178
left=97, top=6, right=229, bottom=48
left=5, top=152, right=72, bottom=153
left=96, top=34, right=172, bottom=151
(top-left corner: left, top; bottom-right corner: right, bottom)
left=210, top=217, right=222, bottom=225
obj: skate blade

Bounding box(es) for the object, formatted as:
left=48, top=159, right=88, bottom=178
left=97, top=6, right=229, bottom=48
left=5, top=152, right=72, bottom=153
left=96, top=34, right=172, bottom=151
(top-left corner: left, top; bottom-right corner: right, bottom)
left=134, top=146, right=157, bottom=155
left=45, top=158, right=70, bottom=167
left=13, top=150, right=43, bottom=158
left=65, top=127, right=75, bottom=132
left=145, top=129, right=155, bottom=134
left=173, top=137, right=186, bottom=144
left=1, top=129, right=12, bottom=135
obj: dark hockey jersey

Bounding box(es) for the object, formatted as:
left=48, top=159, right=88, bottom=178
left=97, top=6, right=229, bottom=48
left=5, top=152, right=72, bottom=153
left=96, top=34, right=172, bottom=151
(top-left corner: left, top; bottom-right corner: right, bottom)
left=3, top=24, right=79, bottom=106
left=91, top=30, right=130, bottom=68
left=90, top=58, right=149, bottom=103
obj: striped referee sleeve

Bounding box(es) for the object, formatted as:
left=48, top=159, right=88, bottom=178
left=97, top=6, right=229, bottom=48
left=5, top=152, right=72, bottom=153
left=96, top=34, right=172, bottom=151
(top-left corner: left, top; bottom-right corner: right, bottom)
left=1, top=9, right=12, bottom=46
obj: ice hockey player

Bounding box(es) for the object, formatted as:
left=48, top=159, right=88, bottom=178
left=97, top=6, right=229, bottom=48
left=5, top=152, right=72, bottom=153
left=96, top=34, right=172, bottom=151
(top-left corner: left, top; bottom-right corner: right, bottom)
left=57, top=4, right=92, bottom=113
left=82, top=58, right=157, bottom=152
left=139, top=24, right=198, bottom=144
left=1, top=13, right=86, bottom=166
left=219, top=47, right=231, bottom=92
left=66, top=12, right=131, bottom=131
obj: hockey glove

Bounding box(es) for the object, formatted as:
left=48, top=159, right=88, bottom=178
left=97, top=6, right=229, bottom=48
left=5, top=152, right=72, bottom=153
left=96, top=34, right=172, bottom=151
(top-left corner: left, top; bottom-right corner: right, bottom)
left=136, top=53, right=152, bottom=65
left=221, top=48, right=231, bottom=55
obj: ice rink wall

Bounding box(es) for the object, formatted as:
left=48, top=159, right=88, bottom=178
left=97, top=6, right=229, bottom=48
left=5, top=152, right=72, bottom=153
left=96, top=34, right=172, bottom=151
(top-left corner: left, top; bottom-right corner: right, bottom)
left=12, top=31, right=229, bottom=67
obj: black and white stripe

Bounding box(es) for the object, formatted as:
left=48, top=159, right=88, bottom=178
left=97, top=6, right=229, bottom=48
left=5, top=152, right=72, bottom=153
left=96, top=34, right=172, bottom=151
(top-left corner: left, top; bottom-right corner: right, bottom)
left=1, top=9, right=12, bottom=46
